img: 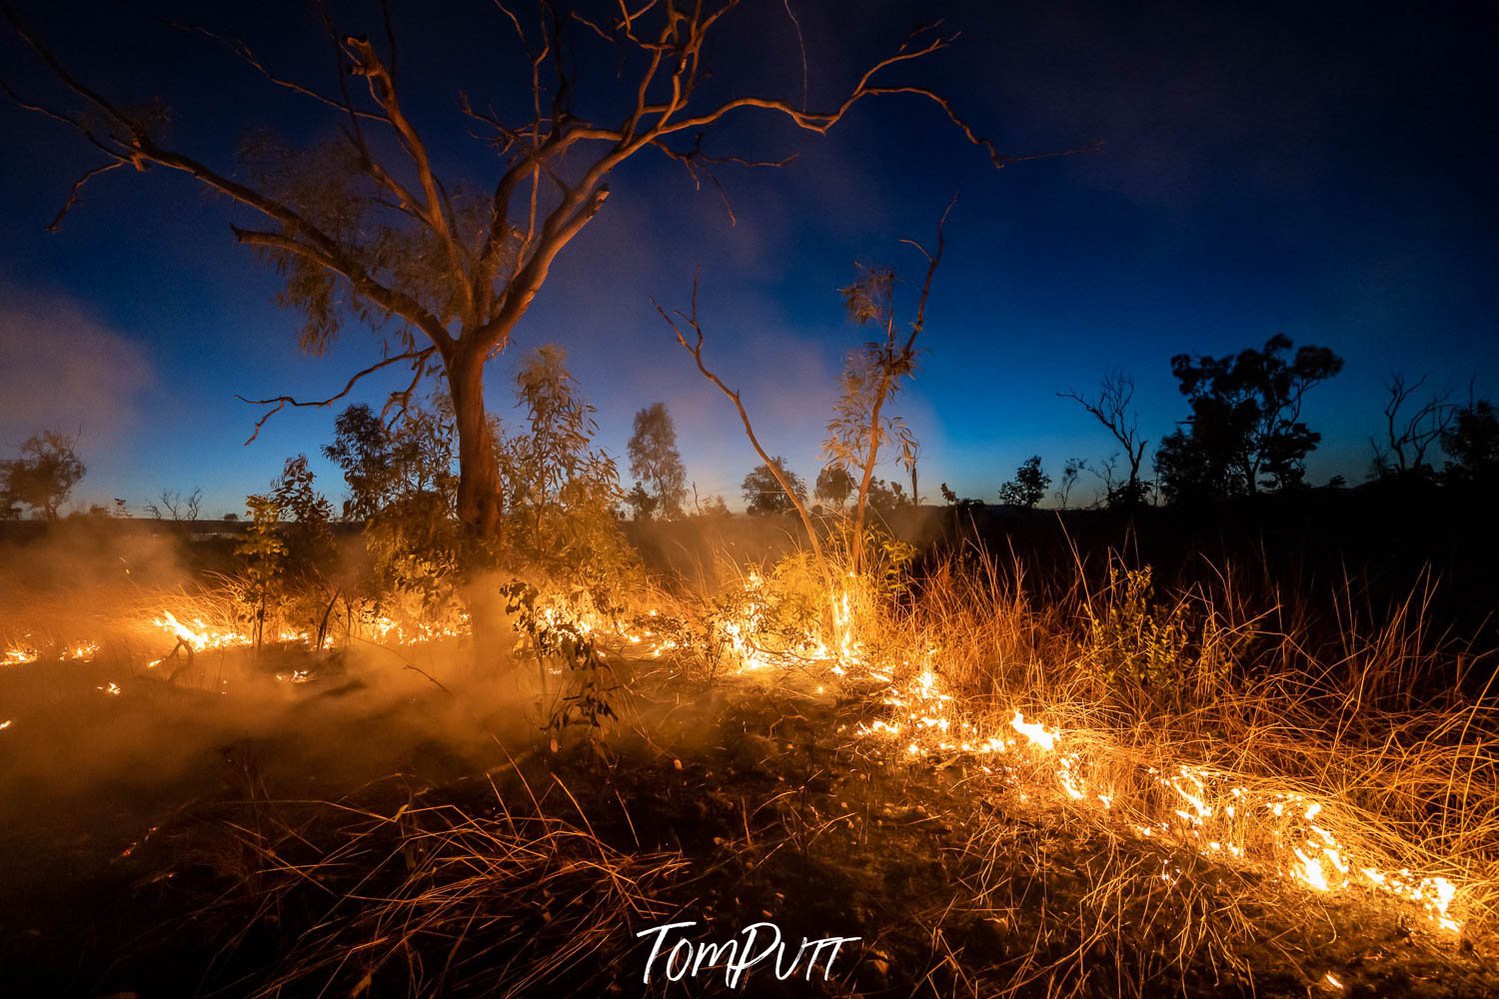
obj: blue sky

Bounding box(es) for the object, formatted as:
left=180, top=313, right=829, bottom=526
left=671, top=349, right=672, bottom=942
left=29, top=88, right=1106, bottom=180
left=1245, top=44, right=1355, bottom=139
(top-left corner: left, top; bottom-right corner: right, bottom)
left=2, top=0, right=1496, bottom=515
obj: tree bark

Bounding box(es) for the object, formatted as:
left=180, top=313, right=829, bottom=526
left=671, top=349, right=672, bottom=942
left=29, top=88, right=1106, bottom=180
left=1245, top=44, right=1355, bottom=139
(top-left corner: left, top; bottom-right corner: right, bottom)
left=449, top=346, right=503, bottom=539
left=448, top=345, right=507, bottom=675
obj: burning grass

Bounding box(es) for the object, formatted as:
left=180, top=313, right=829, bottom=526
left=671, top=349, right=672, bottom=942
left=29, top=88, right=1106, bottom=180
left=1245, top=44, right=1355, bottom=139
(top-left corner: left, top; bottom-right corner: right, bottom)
left=3, top=534, right=1498, bottom=995
left=869, top=553, right=1494, bottom=938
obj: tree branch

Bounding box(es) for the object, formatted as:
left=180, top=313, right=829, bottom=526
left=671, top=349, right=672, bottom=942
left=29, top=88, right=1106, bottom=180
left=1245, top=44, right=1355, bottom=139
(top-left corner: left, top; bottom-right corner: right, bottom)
left=899, top=190, right=958, bottom=354
left=168, top=21, right=387, bottom=123
left=654, top=275, right=826, bottom=567
left=5, top=3, right=458, bottom=353
left=45, top=159, right=126, bottom=232
left=236, top=346, right=437, bottom=444
left=230, top=228, right=455, bottom=353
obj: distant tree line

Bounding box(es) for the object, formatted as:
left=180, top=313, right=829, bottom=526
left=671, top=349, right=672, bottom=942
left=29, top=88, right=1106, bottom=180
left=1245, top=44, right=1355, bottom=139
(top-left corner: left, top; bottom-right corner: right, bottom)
left=4, top=334, right=1497, bottom=525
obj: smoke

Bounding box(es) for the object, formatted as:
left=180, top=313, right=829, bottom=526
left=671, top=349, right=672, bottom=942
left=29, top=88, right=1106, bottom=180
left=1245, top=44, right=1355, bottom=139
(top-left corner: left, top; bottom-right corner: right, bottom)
left=0, top=283, right=154, bottom=455
left=0, top=526, right=535, bottom=864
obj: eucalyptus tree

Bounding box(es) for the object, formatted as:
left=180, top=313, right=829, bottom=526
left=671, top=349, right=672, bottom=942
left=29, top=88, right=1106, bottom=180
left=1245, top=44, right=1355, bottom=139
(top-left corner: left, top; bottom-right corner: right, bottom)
left=3, top=1, right=1027, bottom=545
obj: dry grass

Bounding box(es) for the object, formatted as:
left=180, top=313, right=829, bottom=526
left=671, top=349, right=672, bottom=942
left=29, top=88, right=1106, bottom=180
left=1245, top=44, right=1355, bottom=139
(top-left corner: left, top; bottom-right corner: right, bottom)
left=181, top=775, right=690, bottom=998
left=820, top=544, right=1499, bottom=993
left=7, top=529, right=1499, bottom=995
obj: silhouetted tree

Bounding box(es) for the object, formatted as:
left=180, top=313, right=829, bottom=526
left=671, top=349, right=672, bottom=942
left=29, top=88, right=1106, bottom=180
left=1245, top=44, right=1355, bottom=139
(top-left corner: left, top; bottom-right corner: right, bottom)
left=627, top=402, right=686, bottom=519
left=1, top=430, right=84, bottom=519
left=1155, top=334, right=1343, bottom=503
left=814, top=465, right=856, bottom=511
left=1054, top=458, right=1087, bottom=509
left=999, top=455, right=1049, bottom=509
left=742, top=458, right=806, bottom=516
left=1370, top=374, right=1453, bottom=480
left=146, top=487, right=203, bottom=522
left=1060, top=372, right=1149, bottom=507
left=939, top=481, right=982, bottom=511
left=865, top=477, right=911, bottom=518
left=1442, top=397, right=1499, bottom=485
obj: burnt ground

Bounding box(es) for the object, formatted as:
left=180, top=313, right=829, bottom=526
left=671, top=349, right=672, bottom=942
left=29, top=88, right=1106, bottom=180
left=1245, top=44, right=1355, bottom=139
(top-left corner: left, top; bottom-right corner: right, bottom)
left=1, top=650, right=1496, bottom=998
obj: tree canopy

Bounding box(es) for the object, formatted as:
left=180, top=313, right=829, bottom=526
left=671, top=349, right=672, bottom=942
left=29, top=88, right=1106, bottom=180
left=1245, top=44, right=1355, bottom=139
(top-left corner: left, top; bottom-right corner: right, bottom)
left=1, top=430, right=85, bottom=519
left=627, top=402, right=687, bottom=519
left=1443, top=398, right=1499, bottom=485
left=742, top=458, right=806, bottom=516
left=3, top=1, right=1027, bottom=542
left=998, top=455, right=1049, bottom=509
left=1155, top=334, right=1343, bottom=503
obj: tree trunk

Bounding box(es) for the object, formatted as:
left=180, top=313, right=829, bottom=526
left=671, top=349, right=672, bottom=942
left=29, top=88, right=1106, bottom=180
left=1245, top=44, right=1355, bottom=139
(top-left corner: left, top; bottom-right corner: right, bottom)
left=448, top=347, right=507, bottom=675
left=850, top=371, right=895, bottom=575
left=449, top=348, right=503, bottom=539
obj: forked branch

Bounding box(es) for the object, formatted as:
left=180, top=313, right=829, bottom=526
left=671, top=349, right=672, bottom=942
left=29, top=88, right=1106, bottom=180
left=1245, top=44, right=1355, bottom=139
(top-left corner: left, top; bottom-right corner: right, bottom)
left=236, top=346, right=436, bottom=444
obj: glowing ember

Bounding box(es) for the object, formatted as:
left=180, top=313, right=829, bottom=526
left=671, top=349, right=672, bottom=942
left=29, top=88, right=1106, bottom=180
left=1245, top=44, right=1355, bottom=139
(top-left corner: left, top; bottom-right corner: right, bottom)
left=850, top=646, right=1468, bottom=935
left=4, top=646, right=39, bottom=666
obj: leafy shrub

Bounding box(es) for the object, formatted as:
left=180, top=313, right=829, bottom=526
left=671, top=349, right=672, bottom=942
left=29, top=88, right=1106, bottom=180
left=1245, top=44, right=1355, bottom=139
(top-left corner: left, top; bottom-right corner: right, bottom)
left=502, top=581, right=618, bottom=750
left=1081, top=565, right=1193, bottom=707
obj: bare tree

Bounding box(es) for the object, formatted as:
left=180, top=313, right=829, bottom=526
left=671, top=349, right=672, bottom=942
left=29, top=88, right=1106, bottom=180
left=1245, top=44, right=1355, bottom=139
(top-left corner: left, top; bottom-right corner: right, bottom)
left=146, top=487, right=203, bottom=522
left=1060, top=371, right=1149, bottom=507
left=1053, top=457, right=1086, bottom=509
left=2, top=2, right=1073, bottom=543
left=1371, top=374, right=1454, bottom=478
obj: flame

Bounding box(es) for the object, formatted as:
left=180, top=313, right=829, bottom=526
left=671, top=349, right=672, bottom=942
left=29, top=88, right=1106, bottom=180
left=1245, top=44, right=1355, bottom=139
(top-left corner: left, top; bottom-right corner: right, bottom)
left=1011, top=711, right=1059, bottom=751
left=2, top=569, right=1475, bottom=940
left=4, top=646, right=40, bottom=666
left=841, top=621, right=1467, bottom=935
left=4, top=640, right=95, bottom=666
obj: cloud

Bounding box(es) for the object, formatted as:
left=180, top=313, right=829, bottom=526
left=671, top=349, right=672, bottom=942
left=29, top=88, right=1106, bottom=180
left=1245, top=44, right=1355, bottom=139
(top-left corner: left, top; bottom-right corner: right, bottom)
left=0, top=284, right=154, bottom=450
